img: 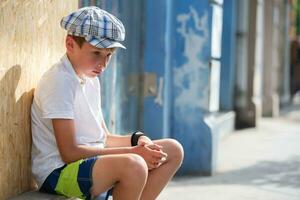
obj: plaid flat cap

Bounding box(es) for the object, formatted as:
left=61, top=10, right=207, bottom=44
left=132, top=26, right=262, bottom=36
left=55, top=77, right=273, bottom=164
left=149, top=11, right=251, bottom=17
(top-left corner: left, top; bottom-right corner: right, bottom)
left=60, top=6, right=126, bottom=49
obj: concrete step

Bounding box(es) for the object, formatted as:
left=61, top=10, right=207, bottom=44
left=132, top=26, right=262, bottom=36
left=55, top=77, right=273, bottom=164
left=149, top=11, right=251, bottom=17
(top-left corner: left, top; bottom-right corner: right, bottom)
left=8, top=191, right=79, bottom=200
left=8, top=191, right=111, bottom=200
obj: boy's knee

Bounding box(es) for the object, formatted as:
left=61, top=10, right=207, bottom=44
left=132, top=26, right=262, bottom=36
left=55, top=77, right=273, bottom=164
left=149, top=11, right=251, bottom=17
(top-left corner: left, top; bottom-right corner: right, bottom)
left=123, top=154, right=148, bottom=180
left=166, top=139, right=184, bottom=164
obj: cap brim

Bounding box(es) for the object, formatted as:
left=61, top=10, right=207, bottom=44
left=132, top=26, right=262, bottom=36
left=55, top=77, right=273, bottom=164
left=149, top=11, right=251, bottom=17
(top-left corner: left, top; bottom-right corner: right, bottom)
left=105, top=42, right=126, bottom=49
left=85, top=36, right=126, bottom=49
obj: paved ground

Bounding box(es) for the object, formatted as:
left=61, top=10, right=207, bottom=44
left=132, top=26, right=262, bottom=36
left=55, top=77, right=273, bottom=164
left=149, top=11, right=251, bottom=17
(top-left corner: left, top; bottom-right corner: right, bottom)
left=158, top=104, right=300, bottom=200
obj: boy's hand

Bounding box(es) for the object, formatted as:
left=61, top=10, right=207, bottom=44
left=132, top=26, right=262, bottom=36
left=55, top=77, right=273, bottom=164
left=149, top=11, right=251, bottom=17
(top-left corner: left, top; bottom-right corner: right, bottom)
left=132, top=143, right=168, bottom=170
left=138, top=140, right=162, bottom=152
left=138, top=136, right=167, bottom=161
left=137, top=135, right=153, bottom=145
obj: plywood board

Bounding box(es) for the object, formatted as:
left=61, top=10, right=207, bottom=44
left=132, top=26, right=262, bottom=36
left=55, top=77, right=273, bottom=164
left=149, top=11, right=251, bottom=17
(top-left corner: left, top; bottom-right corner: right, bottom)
left=0, top=1, right=78, bottom=199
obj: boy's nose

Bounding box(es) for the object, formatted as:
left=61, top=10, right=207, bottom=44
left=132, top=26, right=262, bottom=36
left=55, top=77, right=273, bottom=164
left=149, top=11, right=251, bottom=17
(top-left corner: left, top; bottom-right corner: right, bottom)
left=96, top=61, right=105, bottom=69
left=97, top=57, right=109, bottom=67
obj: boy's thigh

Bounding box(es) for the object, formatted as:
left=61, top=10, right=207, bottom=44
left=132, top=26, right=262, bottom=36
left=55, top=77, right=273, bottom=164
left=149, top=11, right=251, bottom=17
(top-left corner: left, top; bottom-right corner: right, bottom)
left=91, top=153, right=147, bottom=195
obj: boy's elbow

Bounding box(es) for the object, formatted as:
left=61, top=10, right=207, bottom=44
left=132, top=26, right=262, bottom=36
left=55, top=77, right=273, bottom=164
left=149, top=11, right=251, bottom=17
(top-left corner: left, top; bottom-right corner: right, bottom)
left=59, top=146, right=77, bottom=164
left=61, top=154, right=73, bottom=164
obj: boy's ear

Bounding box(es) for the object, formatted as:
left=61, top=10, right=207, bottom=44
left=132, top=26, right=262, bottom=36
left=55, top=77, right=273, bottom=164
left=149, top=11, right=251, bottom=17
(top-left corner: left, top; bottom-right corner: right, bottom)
left=65, top=35, right=75, bottom=53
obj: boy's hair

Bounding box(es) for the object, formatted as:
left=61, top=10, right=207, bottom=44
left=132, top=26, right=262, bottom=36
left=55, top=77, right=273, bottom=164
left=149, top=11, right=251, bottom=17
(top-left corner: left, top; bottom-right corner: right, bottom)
left=69, top=35, right=86, bottom=48
left=69, top=34, right=116, bottom=53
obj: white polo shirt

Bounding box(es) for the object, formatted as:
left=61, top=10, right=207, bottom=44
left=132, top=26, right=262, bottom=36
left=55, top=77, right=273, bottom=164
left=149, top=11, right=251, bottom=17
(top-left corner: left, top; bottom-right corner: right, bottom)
left=31, top=54, right=106, bottom=188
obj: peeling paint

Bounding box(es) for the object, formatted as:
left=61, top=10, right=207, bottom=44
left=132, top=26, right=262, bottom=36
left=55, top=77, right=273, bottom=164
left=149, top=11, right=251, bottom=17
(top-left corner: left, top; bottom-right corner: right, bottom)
left=174, top=6, right=210, bottom=114
left=154, top=77, right=164, bottom=106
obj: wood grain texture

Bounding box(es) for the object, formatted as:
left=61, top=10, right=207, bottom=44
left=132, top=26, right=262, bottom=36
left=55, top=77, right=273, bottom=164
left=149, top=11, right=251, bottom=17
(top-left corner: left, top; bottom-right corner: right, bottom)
left=0, top=1, right=78, bottom=199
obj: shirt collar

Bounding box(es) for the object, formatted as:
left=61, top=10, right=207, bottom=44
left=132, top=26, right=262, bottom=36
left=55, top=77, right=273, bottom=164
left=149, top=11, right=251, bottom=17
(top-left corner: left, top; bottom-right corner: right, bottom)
left=61, top=54, right=86, bottom=85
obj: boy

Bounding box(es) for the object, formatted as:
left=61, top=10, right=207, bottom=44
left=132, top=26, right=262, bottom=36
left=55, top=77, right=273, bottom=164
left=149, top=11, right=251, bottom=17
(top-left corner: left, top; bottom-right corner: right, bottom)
left=31, top=6, right=183, bottom=200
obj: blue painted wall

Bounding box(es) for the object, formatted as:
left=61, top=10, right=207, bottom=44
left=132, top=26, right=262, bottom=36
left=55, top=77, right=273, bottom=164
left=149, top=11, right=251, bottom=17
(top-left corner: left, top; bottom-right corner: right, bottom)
left=80, top=0, right=235, bottom=175
left=170, top=1, right=216, bottom=175
left=142, top=0, right=226, bottom=174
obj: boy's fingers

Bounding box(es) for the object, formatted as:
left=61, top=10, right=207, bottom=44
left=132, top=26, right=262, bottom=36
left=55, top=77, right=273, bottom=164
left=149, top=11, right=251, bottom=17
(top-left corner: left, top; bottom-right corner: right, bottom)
left=158, top=150, right=168, bottom=157
left=154, top=144, right=163, bottom=149
left=152, top=157, right=166, bottom=166
left=151, top=150, right=168, bottom=159
left=160, top=157, right=167, bottom=162
left=147, top=144, right=163, bottom=151
left=146, top=143, right=162, bottom=149
left=148, top=162, right=157, bottom=170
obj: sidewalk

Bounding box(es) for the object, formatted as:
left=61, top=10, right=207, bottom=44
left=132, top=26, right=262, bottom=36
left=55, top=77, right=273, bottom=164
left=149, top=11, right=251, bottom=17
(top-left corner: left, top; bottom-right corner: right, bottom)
left=158, top=105, right=300, bottom=200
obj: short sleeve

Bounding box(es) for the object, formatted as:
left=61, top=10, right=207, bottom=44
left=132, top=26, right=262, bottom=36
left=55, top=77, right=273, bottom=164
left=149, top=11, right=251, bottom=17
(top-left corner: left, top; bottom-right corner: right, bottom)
left=38, top=73, right=77, bottom=119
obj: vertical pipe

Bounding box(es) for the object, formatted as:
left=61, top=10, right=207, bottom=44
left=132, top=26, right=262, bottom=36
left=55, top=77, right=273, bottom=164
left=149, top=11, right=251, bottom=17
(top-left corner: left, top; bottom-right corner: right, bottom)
left=164, top=0, right=172, bottom=138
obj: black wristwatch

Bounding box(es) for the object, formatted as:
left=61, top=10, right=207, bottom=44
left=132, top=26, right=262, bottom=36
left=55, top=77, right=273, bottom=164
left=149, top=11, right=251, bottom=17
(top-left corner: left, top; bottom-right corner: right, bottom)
left=131, top=131, right=144, bottom=146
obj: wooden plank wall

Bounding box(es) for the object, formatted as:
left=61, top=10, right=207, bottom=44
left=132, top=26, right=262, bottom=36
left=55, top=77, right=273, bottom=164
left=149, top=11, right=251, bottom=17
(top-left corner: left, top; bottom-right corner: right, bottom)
left=0, top=1, right=78, bottom=199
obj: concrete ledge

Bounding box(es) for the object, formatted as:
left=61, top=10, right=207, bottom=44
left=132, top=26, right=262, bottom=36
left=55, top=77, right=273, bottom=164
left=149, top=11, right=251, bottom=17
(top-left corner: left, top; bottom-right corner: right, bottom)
left=204, top=111, right=236, bottom=173
left=204, top=111, right=236, bottom=140
left=8, top=191, right=111, bottom=200
left=8, top=191, right=79, bottom=200
left=176, top=111, right=235, bottom=176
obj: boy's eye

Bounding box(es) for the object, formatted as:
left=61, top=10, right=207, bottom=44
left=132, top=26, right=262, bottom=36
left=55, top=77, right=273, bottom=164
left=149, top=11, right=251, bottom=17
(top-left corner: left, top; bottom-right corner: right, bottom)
left=93, top=51, right=100, bottom=56
left=92, top=51, right=113, bottom=58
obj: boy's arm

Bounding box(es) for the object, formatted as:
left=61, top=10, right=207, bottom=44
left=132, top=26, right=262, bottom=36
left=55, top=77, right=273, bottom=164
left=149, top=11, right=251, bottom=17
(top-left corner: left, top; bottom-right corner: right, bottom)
left=52, top=119, right=132, bottom=163
left=53, top=119, right=167, bottom=168
left=101, top=119, right=153, bottom=148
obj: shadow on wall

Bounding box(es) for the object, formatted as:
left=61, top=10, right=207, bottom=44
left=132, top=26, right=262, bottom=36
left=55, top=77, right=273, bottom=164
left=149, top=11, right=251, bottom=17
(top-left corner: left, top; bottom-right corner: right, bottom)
left=0, top=65, right=35, bottom=198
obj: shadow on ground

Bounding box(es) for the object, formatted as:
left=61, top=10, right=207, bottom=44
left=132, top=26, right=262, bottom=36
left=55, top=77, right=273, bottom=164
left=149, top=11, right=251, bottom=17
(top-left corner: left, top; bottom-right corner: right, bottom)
left=172, top=155, right=300, bottom=189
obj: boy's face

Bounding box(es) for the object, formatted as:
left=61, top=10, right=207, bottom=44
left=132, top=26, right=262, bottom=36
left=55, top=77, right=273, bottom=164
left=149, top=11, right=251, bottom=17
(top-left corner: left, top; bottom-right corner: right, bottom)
left=66, top=35, right=115, bottom=78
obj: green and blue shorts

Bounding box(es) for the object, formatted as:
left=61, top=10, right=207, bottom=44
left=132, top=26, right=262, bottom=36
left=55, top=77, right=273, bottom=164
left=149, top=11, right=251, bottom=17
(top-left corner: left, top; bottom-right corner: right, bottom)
left=40, top=156, right=113, bottom=200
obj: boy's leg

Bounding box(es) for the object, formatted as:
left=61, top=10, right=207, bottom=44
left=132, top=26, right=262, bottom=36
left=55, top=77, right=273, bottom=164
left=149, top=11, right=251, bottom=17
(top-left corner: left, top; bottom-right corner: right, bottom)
left=91, top=153, right=148, bottom=200
left=140, top=139, right=184, bottom=200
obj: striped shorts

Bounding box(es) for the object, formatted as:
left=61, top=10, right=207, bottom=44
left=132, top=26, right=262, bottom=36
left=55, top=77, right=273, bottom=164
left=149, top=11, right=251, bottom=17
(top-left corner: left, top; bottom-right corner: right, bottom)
left=39, top=156, right=113, bottom=200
